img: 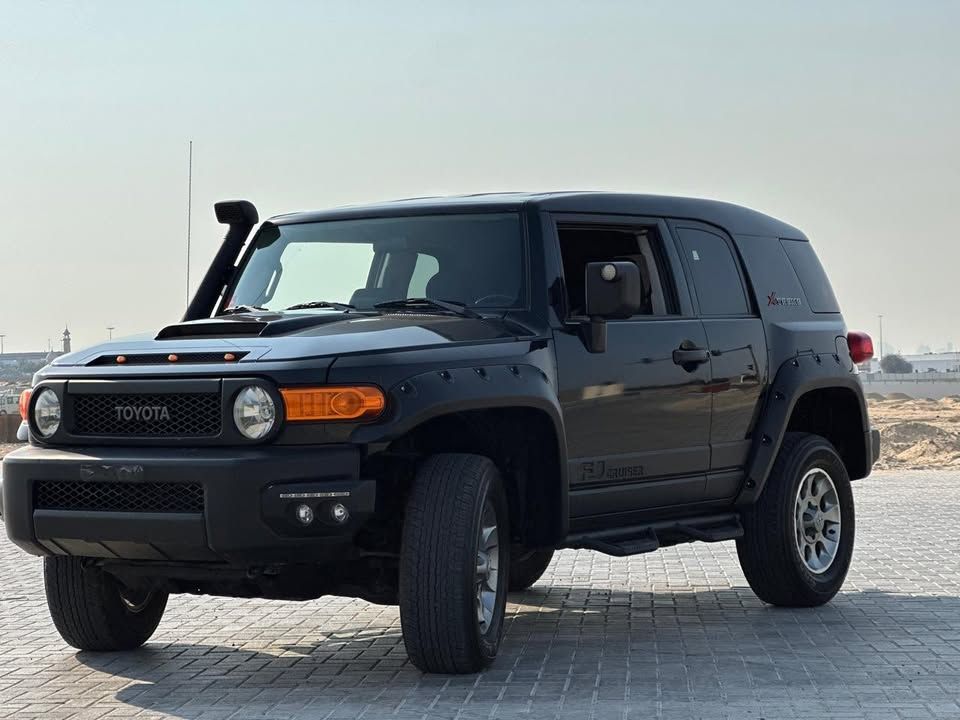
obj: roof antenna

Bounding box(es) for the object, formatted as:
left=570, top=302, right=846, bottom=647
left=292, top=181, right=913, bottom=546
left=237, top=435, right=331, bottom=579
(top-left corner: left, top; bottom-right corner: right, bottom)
left=185, top=140, right=193, bottom=308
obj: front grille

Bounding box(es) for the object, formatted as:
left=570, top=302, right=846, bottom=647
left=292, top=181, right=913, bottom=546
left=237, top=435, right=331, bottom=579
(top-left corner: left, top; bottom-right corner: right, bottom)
left=71, top=392, right=221, bottom=437
left=34, top=481, right=204, bottom=513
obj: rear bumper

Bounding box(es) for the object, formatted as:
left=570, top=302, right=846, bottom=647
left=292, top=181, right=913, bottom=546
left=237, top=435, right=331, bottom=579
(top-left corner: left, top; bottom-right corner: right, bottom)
left=1, top=444, right=375, bottom=565
left=869, top=428, right=881, bottom=466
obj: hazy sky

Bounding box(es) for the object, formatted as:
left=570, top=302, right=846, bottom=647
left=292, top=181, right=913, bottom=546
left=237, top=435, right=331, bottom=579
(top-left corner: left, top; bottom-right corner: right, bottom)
left=1, top=1, right=957, bottom=354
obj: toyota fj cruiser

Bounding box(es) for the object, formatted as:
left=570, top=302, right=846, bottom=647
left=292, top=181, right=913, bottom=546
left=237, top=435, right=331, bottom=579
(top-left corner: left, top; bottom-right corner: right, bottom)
left=1, top=193, right=879, bottom=673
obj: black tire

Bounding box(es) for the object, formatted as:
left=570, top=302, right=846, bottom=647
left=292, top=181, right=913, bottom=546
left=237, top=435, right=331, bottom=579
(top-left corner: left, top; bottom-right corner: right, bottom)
left=508, top=548, right=554, bottom=591
left=44, top=556, right=167, bottom=651
left=399, top=453, right=511, bottom=674
left=737, top=432, right=855, bottom=607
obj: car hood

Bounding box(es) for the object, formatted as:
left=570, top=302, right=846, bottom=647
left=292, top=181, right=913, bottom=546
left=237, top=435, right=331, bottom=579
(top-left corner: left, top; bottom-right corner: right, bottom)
left=51, top=312, right=530, bottom=369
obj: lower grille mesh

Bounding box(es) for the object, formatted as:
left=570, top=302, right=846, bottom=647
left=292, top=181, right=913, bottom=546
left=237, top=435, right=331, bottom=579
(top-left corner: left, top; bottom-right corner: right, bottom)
left=34, top=481, right=204, bottom=513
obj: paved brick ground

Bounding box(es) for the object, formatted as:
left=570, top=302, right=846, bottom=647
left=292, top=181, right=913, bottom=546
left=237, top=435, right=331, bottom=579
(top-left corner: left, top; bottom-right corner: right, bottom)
left=1, top=470, right=959, bottom=719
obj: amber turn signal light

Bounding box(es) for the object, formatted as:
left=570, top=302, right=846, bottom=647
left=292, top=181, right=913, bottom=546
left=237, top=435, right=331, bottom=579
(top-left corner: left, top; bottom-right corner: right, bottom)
left=18, top=389, right=32, bottom=421
left=281, top=386, right=386, bottom=421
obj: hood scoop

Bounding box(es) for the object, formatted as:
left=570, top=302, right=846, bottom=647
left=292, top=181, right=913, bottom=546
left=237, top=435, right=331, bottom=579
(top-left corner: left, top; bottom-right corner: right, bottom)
left=156, top=313, right=351, bottom=340
left=157, top=319, right=268, bottom=339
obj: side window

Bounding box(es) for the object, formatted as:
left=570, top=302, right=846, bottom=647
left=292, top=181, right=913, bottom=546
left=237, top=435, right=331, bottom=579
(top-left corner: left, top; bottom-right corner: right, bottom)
left=407, top=253, right=439, bottom=297
left=556, top=224, right=676, bottom=318
left=781, top=239, right=840, bottom=313
left=676, top=228, right=750, bottom=316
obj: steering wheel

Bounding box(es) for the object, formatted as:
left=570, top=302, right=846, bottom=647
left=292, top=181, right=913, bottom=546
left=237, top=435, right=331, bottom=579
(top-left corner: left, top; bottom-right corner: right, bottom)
left=472, top=294, right=515, bottom=307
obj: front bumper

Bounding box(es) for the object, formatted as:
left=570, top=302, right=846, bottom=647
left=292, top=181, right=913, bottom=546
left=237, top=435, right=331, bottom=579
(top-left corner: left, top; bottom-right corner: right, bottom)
left=1, top=444, right=375, bottom=565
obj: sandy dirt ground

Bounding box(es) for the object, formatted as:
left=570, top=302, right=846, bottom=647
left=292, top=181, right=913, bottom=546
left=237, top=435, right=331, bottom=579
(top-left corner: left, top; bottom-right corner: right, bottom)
left=0, top=397, right=953, bottom=469
left=866, top=394, right=960, bottom=470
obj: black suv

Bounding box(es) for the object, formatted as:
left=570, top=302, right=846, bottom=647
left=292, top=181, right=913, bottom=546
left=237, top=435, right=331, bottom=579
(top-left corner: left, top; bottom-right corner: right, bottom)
left=1, top=193, right=879, bottom=673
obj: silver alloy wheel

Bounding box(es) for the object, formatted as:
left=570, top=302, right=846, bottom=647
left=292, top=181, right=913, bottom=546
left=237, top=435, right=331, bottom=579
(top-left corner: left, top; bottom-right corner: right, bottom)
left=794, top=467, right=842, bottom=574
left=475, top=499, right=500, bottom=635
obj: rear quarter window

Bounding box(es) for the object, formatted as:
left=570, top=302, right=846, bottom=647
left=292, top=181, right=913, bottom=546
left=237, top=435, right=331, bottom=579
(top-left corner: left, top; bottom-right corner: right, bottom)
left=781, top=240, right=840, bottom=313
left=676, top=227, right=751, bottom=316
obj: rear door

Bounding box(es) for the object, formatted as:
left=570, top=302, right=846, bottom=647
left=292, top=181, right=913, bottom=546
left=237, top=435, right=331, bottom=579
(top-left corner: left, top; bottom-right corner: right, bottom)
left=670, top=222, right=767, bottom=499
left=549, top=215, right=713, bottom=523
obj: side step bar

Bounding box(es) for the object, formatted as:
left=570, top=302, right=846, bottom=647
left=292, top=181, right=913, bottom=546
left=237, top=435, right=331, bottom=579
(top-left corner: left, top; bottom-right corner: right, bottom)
left=564, top=513, right=743, bottom=558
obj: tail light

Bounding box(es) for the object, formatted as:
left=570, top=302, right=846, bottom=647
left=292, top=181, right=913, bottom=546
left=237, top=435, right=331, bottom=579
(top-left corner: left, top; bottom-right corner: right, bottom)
left=847, top=331, right=874, bottom=364
left=18, top=389, right=32, bottom=421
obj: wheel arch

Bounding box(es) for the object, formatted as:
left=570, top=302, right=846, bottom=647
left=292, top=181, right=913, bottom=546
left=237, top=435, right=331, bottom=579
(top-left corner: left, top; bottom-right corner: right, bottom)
left=353, top=364, right=569, bottom=545
left=786, top=386, right=868, bottom=480
left=737, top=353, right=873, bottom=506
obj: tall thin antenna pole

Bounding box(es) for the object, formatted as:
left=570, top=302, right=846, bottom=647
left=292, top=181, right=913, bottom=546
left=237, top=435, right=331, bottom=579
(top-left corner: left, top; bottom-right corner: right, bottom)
left=877, top=314, right=884, bottom=369
left=186, top=140, right=193, bottom=307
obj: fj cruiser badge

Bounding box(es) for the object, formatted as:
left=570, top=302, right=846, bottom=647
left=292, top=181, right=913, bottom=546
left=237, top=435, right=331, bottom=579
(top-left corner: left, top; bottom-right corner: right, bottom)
left=580, top=460, right=645, bottom=483
left=114, top=405, right=171, bottom=422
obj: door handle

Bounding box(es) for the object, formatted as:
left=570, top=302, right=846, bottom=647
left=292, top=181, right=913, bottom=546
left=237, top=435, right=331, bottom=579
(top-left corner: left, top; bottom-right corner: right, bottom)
left=673, top=347, right=710, bottom=366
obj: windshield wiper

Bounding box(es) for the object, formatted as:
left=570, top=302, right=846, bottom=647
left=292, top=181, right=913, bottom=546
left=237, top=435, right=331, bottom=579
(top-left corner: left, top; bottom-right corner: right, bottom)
left=374, top=297, right=482, bottom=319
left=285, top=300, right=354, bottom=311
left=220, top=304, right=268, bottom=315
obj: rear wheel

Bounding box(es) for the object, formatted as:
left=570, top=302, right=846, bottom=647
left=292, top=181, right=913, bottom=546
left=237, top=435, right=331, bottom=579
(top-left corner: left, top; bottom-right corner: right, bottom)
left=737, top=432, right=855, bottom=607
left=399, top=453, right=510, bottom=673
left=44, top=556, right=167, bottom=651
left=508, top=548, right=554, bottom=591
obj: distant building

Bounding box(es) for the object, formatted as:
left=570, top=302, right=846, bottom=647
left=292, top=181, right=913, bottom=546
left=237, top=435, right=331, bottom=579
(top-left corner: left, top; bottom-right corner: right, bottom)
left=862, top=351, right=960, bottom=373
left=0, top=352, right=49, bottom=368
left=0, top=327, right=72, bottom=368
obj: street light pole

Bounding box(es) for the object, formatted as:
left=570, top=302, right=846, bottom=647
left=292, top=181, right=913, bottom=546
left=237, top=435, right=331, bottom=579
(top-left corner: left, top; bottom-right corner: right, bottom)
left=0, top=334, right=5, bottom=355
left=877, top=314, right=884, bottom=370
left=106, top=326, right=115, bottom=340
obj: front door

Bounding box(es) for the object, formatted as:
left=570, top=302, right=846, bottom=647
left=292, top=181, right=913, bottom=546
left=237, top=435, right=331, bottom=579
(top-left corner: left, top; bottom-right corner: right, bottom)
left=549, top=217, right=712, bottom=523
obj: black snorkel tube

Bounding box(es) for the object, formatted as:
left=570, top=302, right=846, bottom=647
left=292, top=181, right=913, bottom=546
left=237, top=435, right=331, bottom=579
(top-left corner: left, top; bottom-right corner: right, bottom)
left=183, top=200, right=259, bottom=321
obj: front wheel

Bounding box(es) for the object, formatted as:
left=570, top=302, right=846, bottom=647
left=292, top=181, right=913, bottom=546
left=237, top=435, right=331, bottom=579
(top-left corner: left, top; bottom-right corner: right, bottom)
left=399, top=453, right=511, bottom=673
left=44, top=556, right=168, bottom=650
left=737, top=432, right=855, bottom=607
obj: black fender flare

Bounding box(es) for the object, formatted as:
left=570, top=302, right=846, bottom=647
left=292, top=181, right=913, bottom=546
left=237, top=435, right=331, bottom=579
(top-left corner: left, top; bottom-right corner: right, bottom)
left=736, top=352, right=871, bottom=506
left=350, top=362, right=570, bottom=538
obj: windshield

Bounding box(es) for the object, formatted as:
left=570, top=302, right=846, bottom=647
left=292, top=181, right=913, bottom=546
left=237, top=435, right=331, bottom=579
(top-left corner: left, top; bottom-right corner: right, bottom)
left=227, top=213, right=525, bottom=313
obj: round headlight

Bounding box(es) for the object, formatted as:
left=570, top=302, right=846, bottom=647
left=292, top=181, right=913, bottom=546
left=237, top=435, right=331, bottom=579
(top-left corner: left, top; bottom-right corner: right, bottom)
left=232, top=386, right=276, bottom=440
left=33, top=388, right=61, bottom=438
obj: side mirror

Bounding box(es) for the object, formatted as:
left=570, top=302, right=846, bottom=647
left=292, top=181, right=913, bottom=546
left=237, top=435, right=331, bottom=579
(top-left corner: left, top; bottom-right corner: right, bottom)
left=579, top=261, right=641, bottom=354
left=585, top=261, right=642, bottom=319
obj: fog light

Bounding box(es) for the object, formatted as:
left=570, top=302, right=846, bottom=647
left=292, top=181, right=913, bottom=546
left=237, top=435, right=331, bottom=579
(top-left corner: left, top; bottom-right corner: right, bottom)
left=330, top=503, right=349, bottom=524
left=295, top=503, right=314, bottom=526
